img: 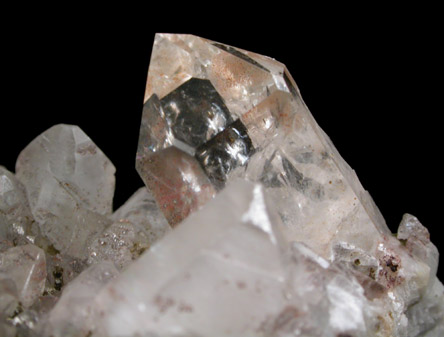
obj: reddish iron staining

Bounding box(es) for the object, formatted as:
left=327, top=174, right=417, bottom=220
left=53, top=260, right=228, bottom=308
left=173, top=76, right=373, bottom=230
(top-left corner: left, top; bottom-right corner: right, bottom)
left=108, top=286, right=125, bottom=301
left=267, top=306, right=303, bottom=333
left=154, top=295, right=175, bottom=313
left=236, top=281, right=247, bottom=289
left=140, top=147, right=215, bottom=227
left=378, top=251, right=403, bottom=289
left=178, top=302, right=193, bottom=313
left=76, top=143, right=97, bottom=156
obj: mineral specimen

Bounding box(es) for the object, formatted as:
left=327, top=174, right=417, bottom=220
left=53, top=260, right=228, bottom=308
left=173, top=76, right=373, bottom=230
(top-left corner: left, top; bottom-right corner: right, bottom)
left=0, top=33, right=442, bottom=336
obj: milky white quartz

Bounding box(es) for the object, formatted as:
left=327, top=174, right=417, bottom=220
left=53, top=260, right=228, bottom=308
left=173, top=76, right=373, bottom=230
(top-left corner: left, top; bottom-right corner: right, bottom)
left=15, top=124, right=115, bottom=259
left=0, top=244, right=46, bottom=307
left=0, top=166, right=38, bottom=249
left=44, top=261, right=119, bottom=337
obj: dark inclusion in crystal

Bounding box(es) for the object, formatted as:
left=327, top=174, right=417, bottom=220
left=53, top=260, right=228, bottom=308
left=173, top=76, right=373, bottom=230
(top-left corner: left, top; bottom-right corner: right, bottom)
left=195, top=119, right=254, bottom=190
left=260, top=151, right=325, bottom=201
left=281, top=157, right=324, bottom=201
left=161, top=78, right=234, bottom=148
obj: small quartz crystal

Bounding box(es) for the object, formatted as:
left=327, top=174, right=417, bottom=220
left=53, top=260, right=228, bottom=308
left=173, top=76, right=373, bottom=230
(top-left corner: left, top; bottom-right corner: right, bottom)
left=16, top=124, right=115, bottom=259
left=0, top=244, right=46, bottom=308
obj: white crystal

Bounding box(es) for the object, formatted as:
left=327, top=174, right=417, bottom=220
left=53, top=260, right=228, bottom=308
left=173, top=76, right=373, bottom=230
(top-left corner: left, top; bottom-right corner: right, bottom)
left=44, top=261, right=118, bottom=337
left=112, top=187, right=171, bottom=245
left=0, top=278, right=19, bottom=317
left=90, top=181, right=288, bottom=337
left=0, top=166, right=37, bottom=248
left=0, top=244, right=46, bottom=307
left=16, top=124, right=115, bottom=258
left=76, top=181, right=412, bottom=337
left=87, top=221, right=150, bottom=270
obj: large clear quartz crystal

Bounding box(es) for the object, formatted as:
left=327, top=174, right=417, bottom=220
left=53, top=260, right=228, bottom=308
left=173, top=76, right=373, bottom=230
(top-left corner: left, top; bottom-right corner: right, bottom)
left=129, top=33, right=443, bottom=337
left=136, top=33, right=391, bottom=259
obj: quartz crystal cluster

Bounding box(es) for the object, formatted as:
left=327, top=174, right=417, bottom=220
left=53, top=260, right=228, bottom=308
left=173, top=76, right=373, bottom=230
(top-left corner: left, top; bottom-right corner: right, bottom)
left=0, top=34, right=442, bottom=337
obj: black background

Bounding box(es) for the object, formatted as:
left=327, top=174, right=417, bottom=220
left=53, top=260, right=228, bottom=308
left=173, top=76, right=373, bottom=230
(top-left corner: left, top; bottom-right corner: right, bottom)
left=1, top=11, right=442, bottom=279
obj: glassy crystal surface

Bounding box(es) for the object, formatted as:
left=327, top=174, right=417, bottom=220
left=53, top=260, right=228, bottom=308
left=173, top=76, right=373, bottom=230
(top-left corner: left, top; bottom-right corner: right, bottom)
left=16, top=124, right=115, bottom=258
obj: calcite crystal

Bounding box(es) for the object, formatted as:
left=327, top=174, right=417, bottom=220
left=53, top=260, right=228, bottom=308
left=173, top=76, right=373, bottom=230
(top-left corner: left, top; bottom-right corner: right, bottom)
left=0, top=33, right=442, bottom=336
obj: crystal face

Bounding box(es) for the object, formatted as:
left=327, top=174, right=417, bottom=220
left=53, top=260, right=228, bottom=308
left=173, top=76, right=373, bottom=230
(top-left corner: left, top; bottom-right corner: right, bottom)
left=0, top=33, right=442, bottom=337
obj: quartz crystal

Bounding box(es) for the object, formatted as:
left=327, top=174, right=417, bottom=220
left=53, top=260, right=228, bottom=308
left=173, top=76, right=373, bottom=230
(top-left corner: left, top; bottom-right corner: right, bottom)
left=0, top=33, right=442, bottom=336
left=0, top=166, right=38, bottom=249
left=16, top=124, right=115, bottom=259
left=0, top=244, right=46, bottom=307
left=44, top=261, right=119, bottom=337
